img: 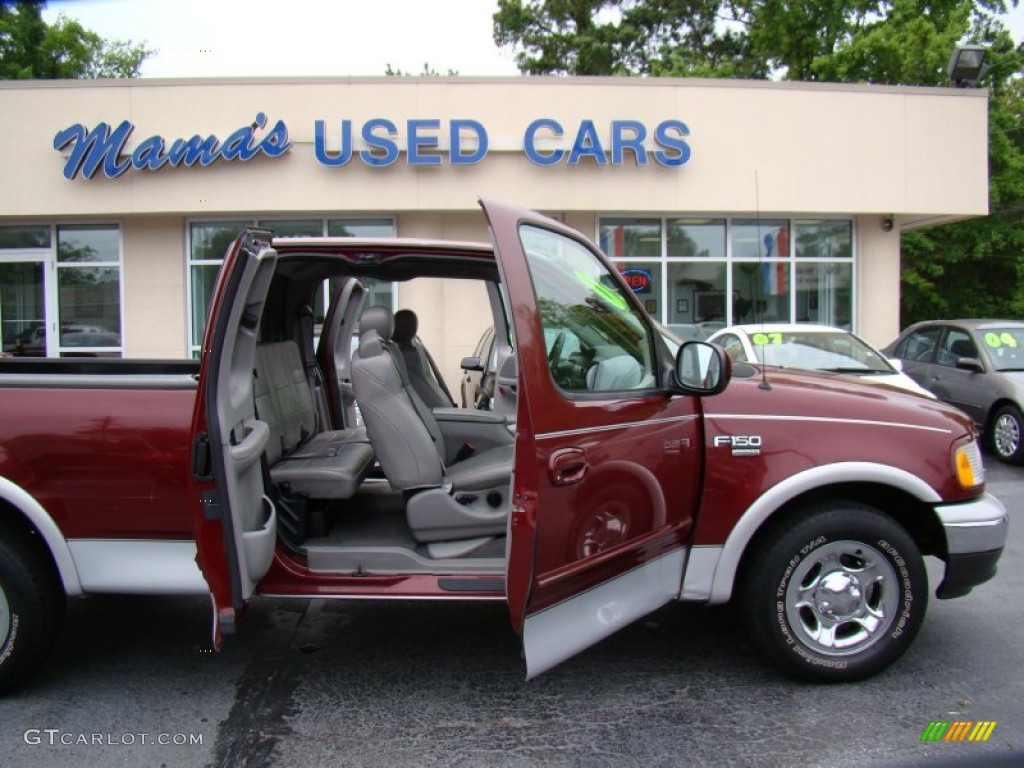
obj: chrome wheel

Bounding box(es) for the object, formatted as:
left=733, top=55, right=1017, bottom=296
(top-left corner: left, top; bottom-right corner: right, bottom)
left=993, top=409, right=1022, bottom=461
left=784, top=540, right=900, bottom=656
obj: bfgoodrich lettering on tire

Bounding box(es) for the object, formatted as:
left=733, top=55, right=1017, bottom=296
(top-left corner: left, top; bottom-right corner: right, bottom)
left=741, top=502, right=926, bottom=683
left=0, top=519, right=65, bottom=693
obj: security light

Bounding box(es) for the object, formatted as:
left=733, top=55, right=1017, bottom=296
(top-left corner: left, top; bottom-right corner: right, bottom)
left=948, top=45, right=988, bottom=88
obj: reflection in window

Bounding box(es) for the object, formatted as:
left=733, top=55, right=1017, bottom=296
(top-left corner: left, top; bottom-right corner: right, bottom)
left=521, top=224, right=656, bottom=393
left=732, top=219, right=790, bottom=259
left=732, top=262, right=791, bottom=324
left=599, top=218, right=661, bottom=259
left=795, top=220, right=852, bottom=259
left=0, top=225, right=50, bottom=249
left=796, top=263, right=852, bottom=328
left=668, top=218, right=725, bottom=258
left=56, top=225, right=121, bottom=355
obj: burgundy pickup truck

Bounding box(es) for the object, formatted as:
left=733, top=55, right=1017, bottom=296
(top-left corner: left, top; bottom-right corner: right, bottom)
left=0, top=200, right=1007, bottom=691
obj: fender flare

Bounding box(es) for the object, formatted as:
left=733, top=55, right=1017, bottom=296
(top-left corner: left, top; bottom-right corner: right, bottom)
left=0, top=476, right=83, bottom=596
left=703, top=461, right=941, bottom=605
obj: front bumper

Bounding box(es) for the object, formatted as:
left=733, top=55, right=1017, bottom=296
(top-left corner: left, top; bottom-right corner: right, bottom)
left=934, top=492, right=1008, bottom=599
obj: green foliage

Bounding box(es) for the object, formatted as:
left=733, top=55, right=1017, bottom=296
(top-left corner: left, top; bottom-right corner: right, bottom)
left=384, top=62, right=459, bottom=76
left=493, top=0, right=1024, bottom=327
left=0, top=1, right=153, bottom=79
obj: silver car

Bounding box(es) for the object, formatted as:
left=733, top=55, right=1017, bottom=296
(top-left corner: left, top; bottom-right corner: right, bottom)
left=884, top=319, right=1024, bottom=464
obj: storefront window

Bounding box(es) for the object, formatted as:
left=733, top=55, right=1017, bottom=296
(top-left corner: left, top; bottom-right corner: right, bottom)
left=796, top=262, right=853, bottom=328
left=731, top=219, right=790, bottom=260
left=612, top=260, right=662, bottom=319
left=188, top=217, right=395, bottom=355
left=668, top=218, right=725, bottom=258
left=0, top=225, right=50, bottom=249
left=599, top=218, right=661, bottom=259
left=732, top=261, right=791, bottom=324
left=56, top=225, right=121, bottom=356
left=795, top=220, right=852, bottom=259
left=598, top=215, right=853, bottom=332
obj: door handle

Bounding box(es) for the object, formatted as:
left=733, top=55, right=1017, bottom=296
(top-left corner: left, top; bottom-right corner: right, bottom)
left=548, top=447, right=588, bottom=486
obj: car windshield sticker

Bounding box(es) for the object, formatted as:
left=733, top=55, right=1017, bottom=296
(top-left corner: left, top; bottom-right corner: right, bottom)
left=751, top=332, right=784, bottom=345
left=984, top=332, right=1019, bottom=349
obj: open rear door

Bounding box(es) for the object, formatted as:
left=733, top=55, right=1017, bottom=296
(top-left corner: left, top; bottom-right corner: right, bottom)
left=189, top=228, right=279, bottom=642
left=481, top=199, right=704, bottom=678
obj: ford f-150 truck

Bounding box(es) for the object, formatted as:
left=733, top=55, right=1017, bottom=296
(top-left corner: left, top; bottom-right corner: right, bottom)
left=0, top=200, right=1008, bottom=691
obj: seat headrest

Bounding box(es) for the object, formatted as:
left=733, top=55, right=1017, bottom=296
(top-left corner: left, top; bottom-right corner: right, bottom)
left=359, top=305, right=394, bottom=343
left=393, top=309, right=418, bottom=343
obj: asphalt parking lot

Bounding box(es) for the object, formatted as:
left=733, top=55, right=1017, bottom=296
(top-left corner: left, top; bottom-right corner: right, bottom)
left=0, top=458, right=1021, bottom=768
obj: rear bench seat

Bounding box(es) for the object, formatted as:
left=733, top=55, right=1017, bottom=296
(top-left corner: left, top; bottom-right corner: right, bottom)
left=254, top=341, right=374, bottom=499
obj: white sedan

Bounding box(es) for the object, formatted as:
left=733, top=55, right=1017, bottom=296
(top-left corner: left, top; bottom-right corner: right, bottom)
left=707, top=323, right=934, bottom=397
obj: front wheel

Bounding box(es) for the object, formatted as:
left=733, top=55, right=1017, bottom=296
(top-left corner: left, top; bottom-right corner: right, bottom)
left=740, top=502, right=926, bottom=683
left=988, top=404, right=1024, bottom=465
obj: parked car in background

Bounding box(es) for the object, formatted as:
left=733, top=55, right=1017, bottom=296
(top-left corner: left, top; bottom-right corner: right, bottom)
left=883, top=319, right=1024, bottom=464
left=460, top=325, right=496, bottom=409
left=707, top=323, right=934, bottom=397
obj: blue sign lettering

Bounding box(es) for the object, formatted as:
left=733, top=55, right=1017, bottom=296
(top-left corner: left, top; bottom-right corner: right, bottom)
left=55, top=115, right=691, bottom=178
left=53, top=113, right=292, bottom=180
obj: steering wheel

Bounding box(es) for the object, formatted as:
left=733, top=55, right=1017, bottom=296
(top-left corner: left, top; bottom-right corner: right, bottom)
left=547, top=331, right=565, bottom=368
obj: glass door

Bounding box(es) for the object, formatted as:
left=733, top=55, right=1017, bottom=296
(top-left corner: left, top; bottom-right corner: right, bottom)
left=0, top=260, right=48, bottom=357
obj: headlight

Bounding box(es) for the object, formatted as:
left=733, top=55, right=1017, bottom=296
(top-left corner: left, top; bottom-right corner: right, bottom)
left=954, top=439, right=985, bottom=489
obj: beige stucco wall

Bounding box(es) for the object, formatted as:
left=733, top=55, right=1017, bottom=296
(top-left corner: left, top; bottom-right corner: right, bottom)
left=121, top=217, right=186, bottom=357
left=0, top=77, right=988, bottom=220
left=0, top=76, right=990, bottom=360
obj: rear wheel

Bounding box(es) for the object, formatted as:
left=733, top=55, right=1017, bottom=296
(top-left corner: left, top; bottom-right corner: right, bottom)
left=988, top=404, right=1024, bottom=465
left=0, top=521, right=65, bottom=693
left=741, top=502, right=926, bottom=683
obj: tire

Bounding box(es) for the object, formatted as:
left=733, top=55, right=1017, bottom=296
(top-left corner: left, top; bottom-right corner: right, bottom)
left=740, top=502, right=926, bottom=683
left=988, top=404, right=1024, bottom=465
left=0, top=521, right=65, bottom=693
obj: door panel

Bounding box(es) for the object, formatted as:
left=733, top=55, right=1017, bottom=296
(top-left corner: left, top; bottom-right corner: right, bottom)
left=190, top=229, right=278, bottom=636
left=481, top=199, right=701, bottom=677
left=0, top=260, right=47, bottom=356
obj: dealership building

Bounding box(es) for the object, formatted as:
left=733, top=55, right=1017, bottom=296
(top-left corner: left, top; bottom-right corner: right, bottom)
left=0, top=76, right=989, bottom=384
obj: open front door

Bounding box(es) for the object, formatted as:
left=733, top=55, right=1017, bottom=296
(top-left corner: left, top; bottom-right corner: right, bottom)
left=482, top=199, right=703, bottom=678
left=190, top=229, right=279, bottom=642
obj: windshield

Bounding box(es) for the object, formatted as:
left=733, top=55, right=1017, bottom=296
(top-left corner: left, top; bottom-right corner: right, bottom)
left=978, top=327, right=1024, bottom=371
left=751, top=330, right=894, bottom=373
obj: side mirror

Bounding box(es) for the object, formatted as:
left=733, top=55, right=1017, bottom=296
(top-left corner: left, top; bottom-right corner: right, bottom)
left=674, top=341, right=731, bottom=395
left=955, top=356, right=984, bottom=373
left=460, top=356, right=483, bottom=372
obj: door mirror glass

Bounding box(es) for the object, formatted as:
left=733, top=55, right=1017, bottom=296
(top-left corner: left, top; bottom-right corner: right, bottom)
left=675, top=341, right=730, bottom=394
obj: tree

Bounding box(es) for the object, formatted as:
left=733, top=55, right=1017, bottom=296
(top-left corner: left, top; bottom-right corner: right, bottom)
left=0, top=1, right=153, bottom=79
left=493, top=0, right=1024, bottom=327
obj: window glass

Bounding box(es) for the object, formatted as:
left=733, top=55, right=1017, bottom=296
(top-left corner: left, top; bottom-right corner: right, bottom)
left=668, top=218, right=725, bottom=258
left=717, top=333, right=748, bottom=362
left=327, top=218, right=395, bottom=237
left=896, top=327, right=941, bottom=362
left=795, top=262, right=852, bottom=328
left=613, top=260, right=662, bottom=319
left=190, top=264, right=221, bottom=348
left=979, top=327, right=1024, bottom=371
left=937, top=329, right=977, bottom=367
left=57, top=267, right=121, bottom=348
left=732, top=219, right=790, bottom=260
left=190, top=221, right=250, bottom=261
left=520, top=224, right=656, bottom=393
left=732, top=262, right=790, bottom=324
left=0, top=262, right=45, bottom=355
left=258, top=219, right=322, bottom=238
left=667, top=261, right=728, bottom=337
left=57, top=225, right=119, bottom=263
left=598, top=218, right=661, bottom=259
left=0, top=225, right=50, bottom=249
left=795, top=220, right=852, bottom=259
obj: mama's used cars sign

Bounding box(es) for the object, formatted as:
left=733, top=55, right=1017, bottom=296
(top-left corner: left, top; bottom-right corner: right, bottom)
left=53, top=113, right=691, bottom=180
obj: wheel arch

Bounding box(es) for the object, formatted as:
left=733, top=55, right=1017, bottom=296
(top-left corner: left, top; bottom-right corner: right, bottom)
left=704, top=462, right=943, bottom=605
left=982, top=397, right=1021, bottom=436
left=0, top=477, right=82, bottom=596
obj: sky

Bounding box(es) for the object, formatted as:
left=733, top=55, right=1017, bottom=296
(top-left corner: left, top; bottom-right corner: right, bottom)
left=42, top=0, right=521, bottom=78
left=42, top=0, right=1024, bottom=79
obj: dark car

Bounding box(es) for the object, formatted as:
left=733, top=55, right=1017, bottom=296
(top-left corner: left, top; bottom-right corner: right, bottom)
left=884, top=319, right=1024, bottom=464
